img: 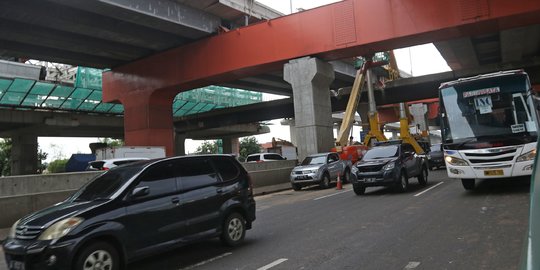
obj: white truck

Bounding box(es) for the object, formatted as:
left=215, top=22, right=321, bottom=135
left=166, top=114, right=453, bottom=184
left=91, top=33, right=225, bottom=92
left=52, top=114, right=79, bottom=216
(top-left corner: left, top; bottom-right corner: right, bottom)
left=95, top=146, right=166, bottom=160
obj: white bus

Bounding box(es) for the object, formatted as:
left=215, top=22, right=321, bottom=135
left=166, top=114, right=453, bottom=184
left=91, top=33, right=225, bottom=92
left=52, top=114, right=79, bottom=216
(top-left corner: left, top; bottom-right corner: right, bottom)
left=439, top=70, right=538, bottom=190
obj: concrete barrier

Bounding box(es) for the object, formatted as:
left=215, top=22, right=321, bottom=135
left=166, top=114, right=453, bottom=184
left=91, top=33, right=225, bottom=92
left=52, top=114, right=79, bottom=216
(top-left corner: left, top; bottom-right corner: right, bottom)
left=0, top=161, right=298, bottom=228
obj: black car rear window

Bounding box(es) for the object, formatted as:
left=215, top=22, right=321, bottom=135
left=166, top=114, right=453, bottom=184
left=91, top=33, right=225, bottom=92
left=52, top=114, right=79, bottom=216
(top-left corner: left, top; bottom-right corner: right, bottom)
left=177, top=158, right=219, bottom=190
left=212, top=157, right=240, bottom=181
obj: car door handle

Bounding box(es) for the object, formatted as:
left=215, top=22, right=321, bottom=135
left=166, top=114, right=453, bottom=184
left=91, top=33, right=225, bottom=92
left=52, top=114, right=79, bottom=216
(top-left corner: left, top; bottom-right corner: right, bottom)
left=216, top=188, right=223, bottom=194
left=171, top=197, right=180, bottom=205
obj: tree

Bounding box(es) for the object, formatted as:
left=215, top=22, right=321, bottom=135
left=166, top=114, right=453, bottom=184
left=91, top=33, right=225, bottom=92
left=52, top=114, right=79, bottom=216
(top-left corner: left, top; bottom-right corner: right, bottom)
left=195, top=140, right=218, bottom=154
left=37, top=147, right=48, bottom=174
left=0, top=139, right=11, bottom=176
left=98, top=138, right=124, bottom=147
left=48, top=159, right=69, bottom=173
left=239, top=137, right=260, bottom=161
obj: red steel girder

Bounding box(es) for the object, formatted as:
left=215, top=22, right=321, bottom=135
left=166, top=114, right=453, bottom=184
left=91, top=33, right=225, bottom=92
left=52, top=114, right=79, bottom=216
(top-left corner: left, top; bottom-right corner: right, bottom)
left=103, top=0, right=540, bottom=100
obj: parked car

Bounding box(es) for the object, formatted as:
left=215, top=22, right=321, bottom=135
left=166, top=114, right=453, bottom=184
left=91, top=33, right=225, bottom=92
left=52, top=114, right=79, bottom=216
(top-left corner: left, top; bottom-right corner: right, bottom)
left=3, top=155, right=255, bottom=270
left=351, top=141, right=429, bottom=195
left=428, top=143, right=445, bottom=170
left=290, top=152, right=352, bottom=191
left=86, top=157, right=150, bottom=170
left=246, top=153, right=286, bottom=162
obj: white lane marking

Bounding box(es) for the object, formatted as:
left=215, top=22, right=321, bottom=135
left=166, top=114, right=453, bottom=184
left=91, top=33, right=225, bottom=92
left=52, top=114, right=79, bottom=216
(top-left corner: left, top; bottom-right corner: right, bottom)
left=314, top=189, right=352, bottom=200
left=178, top=252, right=232, bottom=270
left=413, top=181, right=444, bottom=197
left=257, top=258, right=289, bottom=270
left=404, top=261, right=421, bottom=269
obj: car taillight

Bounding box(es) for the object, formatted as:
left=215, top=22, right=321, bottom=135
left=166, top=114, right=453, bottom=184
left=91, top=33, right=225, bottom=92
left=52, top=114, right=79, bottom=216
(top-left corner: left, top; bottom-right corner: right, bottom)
left=256, top=160, right=264, bottom=163
left=101, top=167, right=109, bottom=170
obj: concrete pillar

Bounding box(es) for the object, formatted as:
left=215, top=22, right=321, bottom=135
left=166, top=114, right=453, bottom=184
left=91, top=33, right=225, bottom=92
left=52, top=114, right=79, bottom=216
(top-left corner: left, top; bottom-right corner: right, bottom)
left=357, top=102, right=369, bottom=131
left=11, top=134, right=38, bottom=175
left=222, top=137, right=240, bottom=155
left=175, top=133, right=186, bottom=156
left=284, top=57, right=335, bottom=161
left=289, top=119, right=297, bottom=147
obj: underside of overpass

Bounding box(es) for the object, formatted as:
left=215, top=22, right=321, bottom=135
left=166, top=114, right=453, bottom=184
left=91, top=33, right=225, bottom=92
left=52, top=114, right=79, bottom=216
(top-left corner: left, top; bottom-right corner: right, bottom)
left=1, top=0, right=540, bottom=172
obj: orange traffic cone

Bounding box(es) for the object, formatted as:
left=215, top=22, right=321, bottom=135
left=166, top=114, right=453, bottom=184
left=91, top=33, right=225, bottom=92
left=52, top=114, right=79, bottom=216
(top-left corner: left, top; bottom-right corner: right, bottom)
left=336, top=173, right=343, bottom=190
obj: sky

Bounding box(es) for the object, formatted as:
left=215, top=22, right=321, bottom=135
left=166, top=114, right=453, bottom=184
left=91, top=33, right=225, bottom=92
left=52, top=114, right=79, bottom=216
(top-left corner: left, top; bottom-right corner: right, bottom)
left=38, top=0, right=451, bottom=161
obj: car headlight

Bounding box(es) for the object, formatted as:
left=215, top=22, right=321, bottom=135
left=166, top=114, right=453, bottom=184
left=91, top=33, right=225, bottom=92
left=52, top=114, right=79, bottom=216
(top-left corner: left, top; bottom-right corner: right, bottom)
left=8, top=219, right=20, bottom=238
left=445, top=155, right=468, bottom=166
left=304, top=169, right=318, bottom=174
left=383, top=162, right=395, bottom=171
left=351, top=166, right=359, bottom=174
left=517, top=149, right=536, bottom=162
left=38, top=217, right=83, bottom=240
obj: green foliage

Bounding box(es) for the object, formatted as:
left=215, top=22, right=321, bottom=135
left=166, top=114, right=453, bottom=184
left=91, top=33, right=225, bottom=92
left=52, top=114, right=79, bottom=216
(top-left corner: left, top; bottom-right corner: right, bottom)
left=37, top=146, right=48, bottom=174
left=239, top=136, right=260, bottom=161
left=48, top=159, right=69, bottom=173
left=0, top=139, right=11, bottom=176
left=195, top=140, right=218, bottom=154
left=98, top=138, right=124, bottom=147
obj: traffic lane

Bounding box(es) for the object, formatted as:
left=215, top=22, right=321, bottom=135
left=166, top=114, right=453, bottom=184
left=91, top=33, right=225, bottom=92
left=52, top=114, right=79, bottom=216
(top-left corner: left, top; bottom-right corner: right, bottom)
left=130, top=170, right=530, bottom=269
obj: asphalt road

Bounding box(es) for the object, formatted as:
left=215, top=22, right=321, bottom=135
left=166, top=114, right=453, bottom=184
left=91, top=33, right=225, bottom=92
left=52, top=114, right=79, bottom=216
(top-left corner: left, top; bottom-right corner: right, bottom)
left=0, top=169, right=531, bottom=269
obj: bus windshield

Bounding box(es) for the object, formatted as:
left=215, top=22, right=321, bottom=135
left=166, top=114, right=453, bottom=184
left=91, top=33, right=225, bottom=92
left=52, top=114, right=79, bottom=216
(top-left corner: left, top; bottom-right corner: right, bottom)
left=440, top=73, right=537, bottom=144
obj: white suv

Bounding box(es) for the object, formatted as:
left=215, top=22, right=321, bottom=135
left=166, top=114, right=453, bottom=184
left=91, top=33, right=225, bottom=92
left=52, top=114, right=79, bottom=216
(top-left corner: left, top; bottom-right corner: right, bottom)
left=246, top=153, right=286, bottom=163
left=87, top=157, right=150, bottom=170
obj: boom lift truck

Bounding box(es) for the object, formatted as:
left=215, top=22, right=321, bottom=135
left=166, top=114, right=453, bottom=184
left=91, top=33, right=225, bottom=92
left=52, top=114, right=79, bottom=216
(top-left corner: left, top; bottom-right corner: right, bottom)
left=333, top=52, right=427, bottom=164
left=333, top=54, right=388, bottom=163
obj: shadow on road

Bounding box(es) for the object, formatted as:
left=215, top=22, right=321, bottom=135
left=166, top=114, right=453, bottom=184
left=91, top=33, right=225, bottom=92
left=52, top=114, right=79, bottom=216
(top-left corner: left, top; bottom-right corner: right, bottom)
left=463, top=176, right=531, bottom=196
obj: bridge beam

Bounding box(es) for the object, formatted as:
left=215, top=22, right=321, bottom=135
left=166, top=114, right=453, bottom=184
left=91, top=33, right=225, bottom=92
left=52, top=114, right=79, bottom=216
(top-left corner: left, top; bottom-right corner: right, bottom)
left=103, top=0, right=540, bottom=151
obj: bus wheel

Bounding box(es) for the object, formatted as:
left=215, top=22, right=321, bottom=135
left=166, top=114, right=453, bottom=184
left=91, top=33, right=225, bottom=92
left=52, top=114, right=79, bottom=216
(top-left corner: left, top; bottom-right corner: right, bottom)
left=461, top=178, right=475, bottom=190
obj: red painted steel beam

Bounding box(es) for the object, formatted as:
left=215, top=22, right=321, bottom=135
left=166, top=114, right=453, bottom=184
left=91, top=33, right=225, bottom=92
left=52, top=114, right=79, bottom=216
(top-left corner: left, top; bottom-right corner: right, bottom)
left=102, top=0, right=540, bottom=155
left=103, top=0, right=540, bottom=99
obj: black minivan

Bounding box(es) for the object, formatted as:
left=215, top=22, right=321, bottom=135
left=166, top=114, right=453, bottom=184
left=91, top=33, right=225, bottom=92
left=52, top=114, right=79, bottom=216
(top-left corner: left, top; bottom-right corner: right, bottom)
left=3, top=155, right=256, bottom=270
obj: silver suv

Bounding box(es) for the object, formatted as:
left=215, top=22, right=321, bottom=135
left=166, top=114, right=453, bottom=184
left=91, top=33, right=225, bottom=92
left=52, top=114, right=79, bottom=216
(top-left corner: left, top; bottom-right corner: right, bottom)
left=290, top=152, right=352, bottom=191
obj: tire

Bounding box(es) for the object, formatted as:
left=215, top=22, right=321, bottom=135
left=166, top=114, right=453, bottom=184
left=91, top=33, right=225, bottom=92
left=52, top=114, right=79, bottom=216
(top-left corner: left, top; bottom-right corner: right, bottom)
left=75, top=241, right=119, bottom=270
left=395, top=171, right=409, bottom=193
left=353, top=184, right=365, bottom=195
left=342, top=169, right=350, bottom=184
left=418, top=167, right=428, bottom=186
left=319, top=173, right=331, bottom=189
left=461, top=178, right=475, bottom=190
left=220, top=212, right=246, bottom=247
left=292, top=183, right=302, bottom=191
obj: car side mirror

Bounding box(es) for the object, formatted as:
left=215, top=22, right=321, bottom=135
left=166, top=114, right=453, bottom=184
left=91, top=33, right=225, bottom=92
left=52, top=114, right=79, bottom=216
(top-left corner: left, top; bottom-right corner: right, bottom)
left=131, top=186, right=149, bottom=198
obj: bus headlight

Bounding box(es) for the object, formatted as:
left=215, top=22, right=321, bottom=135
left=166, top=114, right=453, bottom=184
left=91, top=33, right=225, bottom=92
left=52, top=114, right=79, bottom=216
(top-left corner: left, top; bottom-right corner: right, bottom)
left=517, top=149, right=536, bottom=162
left=445, top=156, right=468, bottom=166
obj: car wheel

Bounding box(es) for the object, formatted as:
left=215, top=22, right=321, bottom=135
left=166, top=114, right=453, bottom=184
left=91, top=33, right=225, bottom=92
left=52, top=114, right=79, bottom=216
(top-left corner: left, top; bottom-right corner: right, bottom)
left=292, top=183, right=302, bottom=191
left=75, top=241, right=119, bottom=270
left=319, top=173, right=331, bottom=189
left=353, top=184, right=365, bottom=195
left=461, top=178, right=475, bottom=190
left=395, top=171, right=409, bottom=192
left=220, top=212, right=246, bottom=247
left=342, top=169, right=350, bottom=184
left=418, top=167, right=428, bottom=186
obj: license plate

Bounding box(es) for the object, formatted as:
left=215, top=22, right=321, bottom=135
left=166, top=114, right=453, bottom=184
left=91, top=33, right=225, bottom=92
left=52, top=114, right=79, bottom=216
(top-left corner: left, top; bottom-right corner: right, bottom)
left=9, top=261, right=25, bottom=270
left=296, top=176, right=308, bottom=180
left=364, top=178, right=376, bottom=183
left=484, top=169, right=504, bottom=176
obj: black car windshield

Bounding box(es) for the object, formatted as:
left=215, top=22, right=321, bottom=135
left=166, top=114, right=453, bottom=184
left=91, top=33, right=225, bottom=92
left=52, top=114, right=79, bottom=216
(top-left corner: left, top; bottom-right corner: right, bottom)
left=301, top=155, right=326, bottom=165
left=363, top=146, right=399, bottom=159
left=69, top=166, right=141, bottom=201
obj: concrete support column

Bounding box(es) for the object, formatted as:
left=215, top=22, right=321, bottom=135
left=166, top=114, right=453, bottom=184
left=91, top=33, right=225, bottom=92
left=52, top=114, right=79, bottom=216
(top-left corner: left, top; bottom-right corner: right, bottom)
left=222, top=137, right=240, bottom=155
left=284, top=57, right=335, bottom=161
left=11, top=134, right=38, bottom=175
left=288, top=119, right=297, bottom=147
left=175, top=133, right=186, bottom=156
left=357, top=102, right=369, bottom=132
